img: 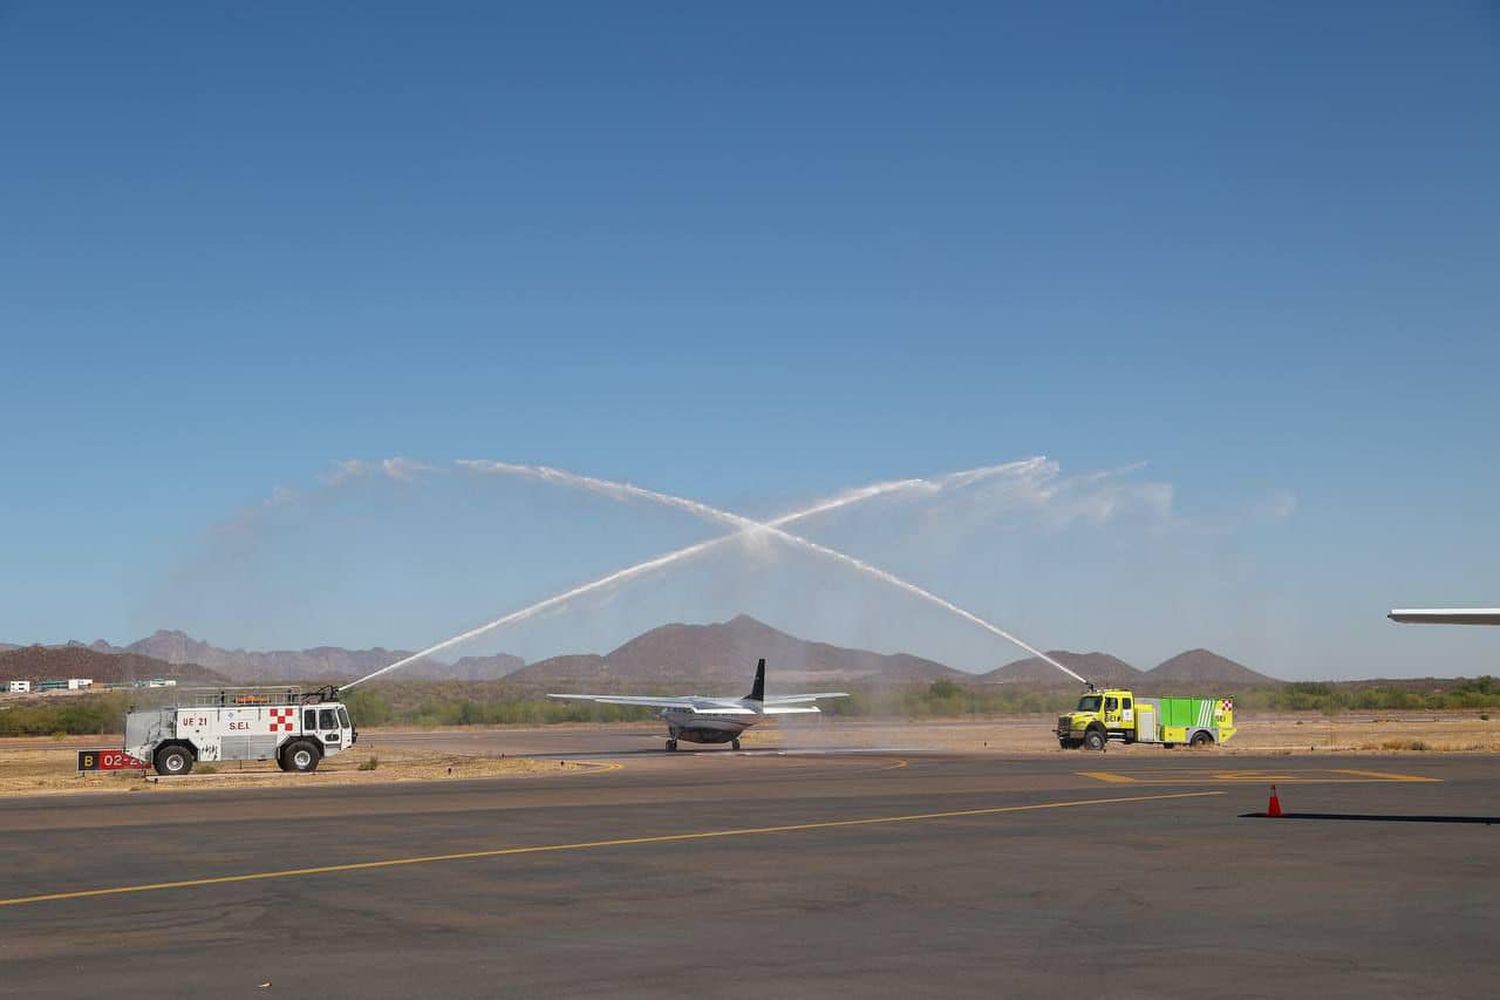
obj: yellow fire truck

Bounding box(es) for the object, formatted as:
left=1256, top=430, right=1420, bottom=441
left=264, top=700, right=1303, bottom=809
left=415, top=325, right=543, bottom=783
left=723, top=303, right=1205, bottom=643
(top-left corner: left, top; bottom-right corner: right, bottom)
left=1057, top=689, right=1235, bottom=750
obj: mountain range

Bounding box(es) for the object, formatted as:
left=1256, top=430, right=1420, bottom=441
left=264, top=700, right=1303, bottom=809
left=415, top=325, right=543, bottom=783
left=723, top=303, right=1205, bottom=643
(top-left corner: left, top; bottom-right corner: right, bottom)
left=0, top=645, right=230, bottom=685
left=2, top=616, right=1281, bottom=690
left=507, top=614, right=961, bottom=691
left=34, top=632, right=526, bottom=683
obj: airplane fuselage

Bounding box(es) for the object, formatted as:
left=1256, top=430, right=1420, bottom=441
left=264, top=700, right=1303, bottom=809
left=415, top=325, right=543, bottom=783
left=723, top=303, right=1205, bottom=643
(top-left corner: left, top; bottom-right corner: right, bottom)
left=662, top=705, right=758, bottom=745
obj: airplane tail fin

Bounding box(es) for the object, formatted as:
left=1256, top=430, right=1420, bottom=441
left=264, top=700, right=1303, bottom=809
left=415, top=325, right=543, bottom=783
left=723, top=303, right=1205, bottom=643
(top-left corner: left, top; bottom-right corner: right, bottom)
left=746, top=658, right=765, bottom=702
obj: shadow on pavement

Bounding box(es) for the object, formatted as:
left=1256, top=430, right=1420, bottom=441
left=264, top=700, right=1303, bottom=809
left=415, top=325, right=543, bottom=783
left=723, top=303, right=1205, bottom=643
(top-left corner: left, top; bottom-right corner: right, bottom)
left=1242, top=812, right=1500, bottom=825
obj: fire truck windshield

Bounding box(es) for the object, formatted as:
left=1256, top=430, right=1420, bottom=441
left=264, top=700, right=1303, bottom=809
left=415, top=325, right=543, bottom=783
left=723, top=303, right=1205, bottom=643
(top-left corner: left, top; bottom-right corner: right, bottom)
left=1076, top=695, right=1102, bottom=712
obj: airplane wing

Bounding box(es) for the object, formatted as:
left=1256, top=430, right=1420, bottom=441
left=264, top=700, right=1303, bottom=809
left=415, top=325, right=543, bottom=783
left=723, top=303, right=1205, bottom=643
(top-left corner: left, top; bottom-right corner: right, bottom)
left=546, top=694, right=755, bottom=714
left=1389, top=609, right=1500, bottom=625
left=762, top=692, right=850, bottom=704
left=761, top=692, right=849, bottom=716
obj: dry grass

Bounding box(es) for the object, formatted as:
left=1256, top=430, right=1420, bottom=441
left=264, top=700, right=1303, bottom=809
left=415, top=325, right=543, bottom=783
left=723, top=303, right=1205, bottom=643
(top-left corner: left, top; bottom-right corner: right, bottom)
left=2, top=710, right=1496, bottom=799
left=765, top=710, right=1500, bottom=755
left=0, top=741, right=607, bottom=798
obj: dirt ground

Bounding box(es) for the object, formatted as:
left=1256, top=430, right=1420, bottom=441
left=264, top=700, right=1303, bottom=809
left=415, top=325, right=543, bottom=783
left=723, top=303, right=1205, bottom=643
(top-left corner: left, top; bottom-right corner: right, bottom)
left=0, top=739, right=608, bottom=798
left=2, top=711, right=1494, bottom=797
left=758, top=711, right=1500, bottom=754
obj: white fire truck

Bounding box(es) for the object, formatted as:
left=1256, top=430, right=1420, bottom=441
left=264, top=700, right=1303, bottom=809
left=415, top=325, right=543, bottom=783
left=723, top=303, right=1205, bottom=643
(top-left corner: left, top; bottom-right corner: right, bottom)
left=97, top=688, right=358, bottom=776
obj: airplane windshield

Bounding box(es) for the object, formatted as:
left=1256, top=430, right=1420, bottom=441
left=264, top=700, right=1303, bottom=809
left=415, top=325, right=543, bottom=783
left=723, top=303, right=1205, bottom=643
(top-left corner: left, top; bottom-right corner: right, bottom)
left=1076, top=696, right=1102, bottom=712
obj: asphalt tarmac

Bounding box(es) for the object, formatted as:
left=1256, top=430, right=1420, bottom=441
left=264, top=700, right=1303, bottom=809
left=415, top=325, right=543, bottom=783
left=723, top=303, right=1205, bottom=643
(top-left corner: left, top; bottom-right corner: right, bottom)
left=2, top=750, right=1497, bottom=998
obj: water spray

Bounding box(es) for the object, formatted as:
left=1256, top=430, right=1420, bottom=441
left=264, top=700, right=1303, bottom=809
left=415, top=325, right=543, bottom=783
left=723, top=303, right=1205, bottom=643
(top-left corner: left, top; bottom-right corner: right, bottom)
left=345, top=458, right=1087, bottom=689
left=457, top=461, right=1090, bottom=686
left=345, top=460, right=1037, bottom=688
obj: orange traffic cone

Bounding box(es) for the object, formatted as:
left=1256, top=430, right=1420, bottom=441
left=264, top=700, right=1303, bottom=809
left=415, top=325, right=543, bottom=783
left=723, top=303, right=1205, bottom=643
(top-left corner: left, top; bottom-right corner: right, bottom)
left=1267, top=784, right=1283, bottom=818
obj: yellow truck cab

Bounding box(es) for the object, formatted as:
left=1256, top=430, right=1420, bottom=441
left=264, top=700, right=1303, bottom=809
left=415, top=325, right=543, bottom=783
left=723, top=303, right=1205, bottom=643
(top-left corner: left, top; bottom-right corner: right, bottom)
left=1057, top=689, right=1235, bottom=750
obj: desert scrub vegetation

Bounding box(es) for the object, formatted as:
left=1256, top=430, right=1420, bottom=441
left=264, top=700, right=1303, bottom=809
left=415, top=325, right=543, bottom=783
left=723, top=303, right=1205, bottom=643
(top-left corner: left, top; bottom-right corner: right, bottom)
left=9, top=674, right=1500, bottom=737
left=0, top=692, right=130, bottom=736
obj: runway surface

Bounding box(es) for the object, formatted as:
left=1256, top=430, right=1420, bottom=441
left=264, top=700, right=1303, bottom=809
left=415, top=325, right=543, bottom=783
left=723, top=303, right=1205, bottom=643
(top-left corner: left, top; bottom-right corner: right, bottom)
left=2, top=750, right=1497, bottom=998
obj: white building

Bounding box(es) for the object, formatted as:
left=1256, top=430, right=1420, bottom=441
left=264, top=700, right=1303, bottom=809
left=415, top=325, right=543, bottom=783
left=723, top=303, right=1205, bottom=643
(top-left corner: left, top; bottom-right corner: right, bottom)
left=7, top=680, right=32, bottom=693
left=66, top=678, right=93, bottom=690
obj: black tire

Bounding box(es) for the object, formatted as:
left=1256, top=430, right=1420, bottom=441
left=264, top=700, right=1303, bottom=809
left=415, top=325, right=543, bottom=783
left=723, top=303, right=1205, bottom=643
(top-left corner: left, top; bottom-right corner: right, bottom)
left=154, top=744, right=194, bottom=776
left=1083, top=728, right=1107, bottom=752
left=281, top=739, right=321, bottom=772
left=1189, top=731, right=1214, bottom=748
left=731, top=738, right=741, bottom=751
left=665, top=739, right=677, bottom=752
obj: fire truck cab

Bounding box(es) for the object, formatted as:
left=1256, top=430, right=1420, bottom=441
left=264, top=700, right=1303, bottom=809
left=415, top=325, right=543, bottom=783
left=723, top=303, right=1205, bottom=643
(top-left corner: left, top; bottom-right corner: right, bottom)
left=123, top=688, right=357, bottom=776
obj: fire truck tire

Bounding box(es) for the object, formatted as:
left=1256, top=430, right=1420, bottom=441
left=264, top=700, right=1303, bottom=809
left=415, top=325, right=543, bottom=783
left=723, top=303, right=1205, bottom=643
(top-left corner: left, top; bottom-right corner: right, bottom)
left=1189, top=731, right=1214, bottom=748
left=1083, top=728, right=1107, bottom=751
left=154, top=744, right=194, bottom=776
left=282, top=740, right=322, bottom=772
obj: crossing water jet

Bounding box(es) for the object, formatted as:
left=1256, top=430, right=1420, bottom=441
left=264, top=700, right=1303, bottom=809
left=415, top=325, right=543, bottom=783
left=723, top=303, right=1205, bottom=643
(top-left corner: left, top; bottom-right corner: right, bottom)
left=345, top=458, right=1086, bottom=688
left=459, top=461, right=1089, bottom=686
left=342, top=458, right=1044, bottom=689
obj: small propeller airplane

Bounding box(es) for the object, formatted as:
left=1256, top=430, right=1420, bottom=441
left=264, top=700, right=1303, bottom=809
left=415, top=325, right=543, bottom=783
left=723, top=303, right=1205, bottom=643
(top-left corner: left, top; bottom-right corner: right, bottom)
left=547, top=658, right=848, bottom=751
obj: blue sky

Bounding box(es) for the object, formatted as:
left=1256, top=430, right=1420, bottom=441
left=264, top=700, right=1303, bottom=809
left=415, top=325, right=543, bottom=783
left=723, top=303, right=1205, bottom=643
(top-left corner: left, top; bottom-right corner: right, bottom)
left=3, top=3, right=1497, bottom=679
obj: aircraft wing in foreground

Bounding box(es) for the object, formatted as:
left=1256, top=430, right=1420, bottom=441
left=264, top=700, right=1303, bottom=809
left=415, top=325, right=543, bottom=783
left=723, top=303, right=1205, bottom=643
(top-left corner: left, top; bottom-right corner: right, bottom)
left=1389, top=608, right=1500, bottom=625
left=548, top=658, right=848, bottom=751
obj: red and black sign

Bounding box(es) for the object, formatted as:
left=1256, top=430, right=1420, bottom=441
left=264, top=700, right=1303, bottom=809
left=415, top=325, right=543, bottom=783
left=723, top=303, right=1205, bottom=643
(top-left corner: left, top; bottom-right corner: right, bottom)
left=77, top=750, right=148, bottom=771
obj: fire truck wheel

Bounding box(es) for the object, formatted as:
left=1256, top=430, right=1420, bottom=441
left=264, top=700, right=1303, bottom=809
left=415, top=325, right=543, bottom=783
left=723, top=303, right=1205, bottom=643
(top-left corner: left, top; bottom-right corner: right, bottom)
left=1083, top=728, right=1107, bottom=752
left=154, top=745, right=194, bottom=776
left=282, top=740, right=322, bottom=772
left=1189, top=731, right=1214, bottom=748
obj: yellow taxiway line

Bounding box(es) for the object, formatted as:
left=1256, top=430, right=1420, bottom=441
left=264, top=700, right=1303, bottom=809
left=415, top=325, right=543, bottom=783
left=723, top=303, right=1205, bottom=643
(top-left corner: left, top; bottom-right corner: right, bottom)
left=1331, top=768, right=1442, bottom=783
left=568, top=760, right=625, bottom=774
left=0, top=790, right=1222, bottom=909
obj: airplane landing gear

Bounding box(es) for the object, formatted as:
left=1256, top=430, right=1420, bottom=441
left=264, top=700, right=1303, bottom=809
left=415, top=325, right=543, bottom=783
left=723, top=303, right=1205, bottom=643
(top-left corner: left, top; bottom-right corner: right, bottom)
left=731, top=738, right=741, bottom=751
left=665, top=739, right=678, bottom=752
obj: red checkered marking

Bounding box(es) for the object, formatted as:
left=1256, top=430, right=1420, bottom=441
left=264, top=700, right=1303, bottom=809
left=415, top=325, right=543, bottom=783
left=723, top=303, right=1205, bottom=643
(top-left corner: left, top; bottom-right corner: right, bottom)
left=268, top=706, right=297, bottom=733
left=1220, top=699, right=1234, bottom=713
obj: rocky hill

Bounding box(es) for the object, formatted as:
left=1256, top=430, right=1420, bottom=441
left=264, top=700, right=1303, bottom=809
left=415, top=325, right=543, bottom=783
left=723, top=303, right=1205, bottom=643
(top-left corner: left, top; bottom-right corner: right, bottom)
left=0, top=646, right=229, bottom=685
left=109, top=630, right=524, bottom=683
left=1146, top=649, right=1280, bottom=687
left=981, top=651, right=1143, bottom=687
left=507, top=614, right=963, bottom=692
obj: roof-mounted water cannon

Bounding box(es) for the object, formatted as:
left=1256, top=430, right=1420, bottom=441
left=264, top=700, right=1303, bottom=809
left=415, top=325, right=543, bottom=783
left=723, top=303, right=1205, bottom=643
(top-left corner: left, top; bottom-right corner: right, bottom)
left=301, top=684, right=342, bottom=705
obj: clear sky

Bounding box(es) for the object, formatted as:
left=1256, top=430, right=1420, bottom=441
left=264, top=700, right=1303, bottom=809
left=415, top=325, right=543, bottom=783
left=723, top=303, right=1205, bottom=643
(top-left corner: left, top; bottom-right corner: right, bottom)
left=3, top=3, right=1497, bottom=679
